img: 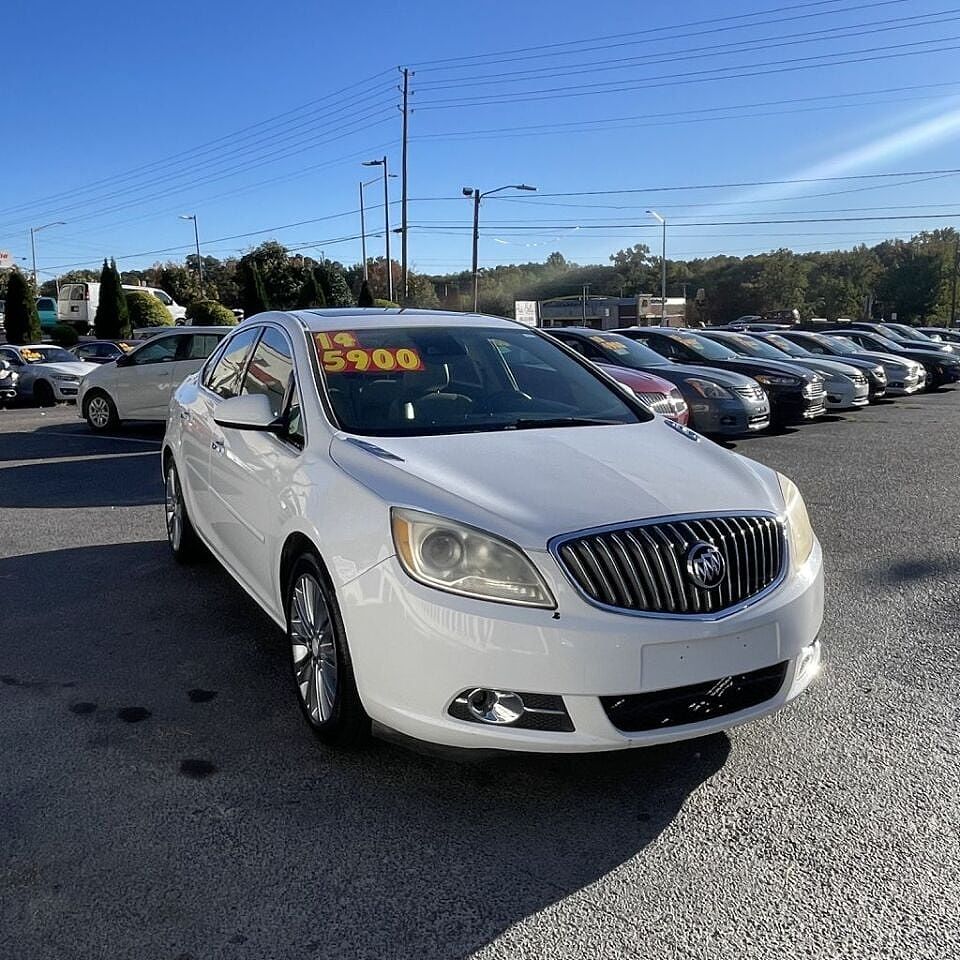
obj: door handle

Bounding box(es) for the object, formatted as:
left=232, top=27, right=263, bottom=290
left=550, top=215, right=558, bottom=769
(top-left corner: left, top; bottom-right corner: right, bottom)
left=211, top=440, right=225, bottom=454
left=180, top=409, right=191, bottom=421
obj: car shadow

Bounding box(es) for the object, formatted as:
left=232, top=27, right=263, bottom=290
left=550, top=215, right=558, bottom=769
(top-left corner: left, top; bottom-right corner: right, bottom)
left=0, top=541, right=731, bottom=959
left=0, top=421, right=162, bottom=506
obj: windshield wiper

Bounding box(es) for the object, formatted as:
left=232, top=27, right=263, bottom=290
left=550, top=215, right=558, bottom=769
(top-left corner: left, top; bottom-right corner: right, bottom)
left=507, top=417, right=623, bottom=430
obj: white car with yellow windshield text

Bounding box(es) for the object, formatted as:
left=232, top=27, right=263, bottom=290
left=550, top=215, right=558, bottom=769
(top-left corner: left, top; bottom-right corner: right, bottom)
left=0, top=343, right=97, bottom=405
left=162, top=309, right=824, bottom=754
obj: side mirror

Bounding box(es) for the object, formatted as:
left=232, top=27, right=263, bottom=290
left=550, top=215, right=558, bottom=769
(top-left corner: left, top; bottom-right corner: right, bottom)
left=213, top=393, right=283, bottom=432
left=115, top=354, right=133, bottom=367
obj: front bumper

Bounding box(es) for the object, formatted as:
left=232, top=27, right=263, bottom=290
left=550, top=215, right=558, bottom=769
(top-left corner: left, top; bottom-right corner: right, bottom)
left=886, top=372, right=922, bottom=395
left=340, top=542, right=824, bottom=752
left=770, top=388, right=826, bottom=423
left=688, top=395, right=770, bottom=436
left=825, top=380, right=869, bottom=409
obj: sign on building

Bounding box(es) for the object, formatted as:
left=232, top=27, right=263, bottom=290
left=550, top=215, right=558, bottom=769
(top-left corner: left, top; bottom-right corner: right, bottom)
left=0, top=251, right=13, bottom=270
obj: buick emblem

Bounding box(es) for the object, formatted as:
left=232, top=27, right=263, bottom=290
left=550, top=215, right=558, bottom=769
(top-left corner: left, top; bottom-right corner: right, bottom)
left=686, top=542, right=726, bottom=589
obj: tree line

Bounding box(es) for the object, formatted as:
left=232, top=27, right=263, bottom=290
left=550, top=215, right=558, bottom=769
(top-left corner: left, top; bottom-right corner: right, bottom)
left=5, top=227, right=957, bottom=330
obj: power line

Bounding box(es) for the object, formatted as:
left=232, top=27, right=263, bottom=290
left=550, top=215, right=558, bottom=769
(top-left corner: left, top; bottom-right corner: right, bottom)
left=0, top=69, right=395, bottom=220
left=416, top=36, right=960, bottom=109
left=415, top=6, right=956, bottom=90
left=410, top=0, right=905, bottom=69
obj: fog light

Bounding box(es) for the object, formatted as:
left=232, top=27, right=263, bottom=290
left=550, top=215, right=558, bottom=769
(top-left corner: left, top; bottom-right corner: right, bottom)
left=791, top=640, right=821, bottom=695
left=466, top=688, right=525, bottom=725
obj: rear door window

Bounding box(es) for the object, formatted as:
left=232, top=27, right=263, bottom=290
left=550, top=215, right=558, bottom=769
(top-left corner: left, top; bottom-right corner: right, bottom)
left=130, top=336, right=182, bottom=365
left=204, top=327, right=260, bottom=399
left=179, top=333, right=225, bottom=361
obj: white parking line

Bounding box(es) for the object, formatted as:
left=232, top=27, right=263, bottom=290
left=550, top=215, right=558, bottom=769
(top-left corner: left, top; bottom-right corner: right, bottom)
left=13, top=430, right=163, bottom=446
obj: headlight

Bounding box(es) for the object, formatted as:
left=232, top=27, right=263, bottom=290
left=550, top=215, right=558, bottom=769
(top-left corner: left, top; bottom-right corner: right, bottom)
left=667, top=388, right=687, bottom=411
left=778, top=473, right=814, bottom=568
left=684, top=377, right=732, bottom=399
left=391, top=508, right=555, bottom=608
left=52, top=374, right=79, bottom=383
left=755, top=374, right=800, bottom=387
left=0, top=369, right=8, bottom=380
left=873, top=366, right=885, bottom=380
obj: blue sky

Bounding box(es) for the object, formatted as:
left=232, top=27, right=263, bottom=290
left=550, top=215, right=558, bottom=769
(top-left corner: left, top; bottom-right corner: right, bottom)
left=5, top=0, right=960, bottom=282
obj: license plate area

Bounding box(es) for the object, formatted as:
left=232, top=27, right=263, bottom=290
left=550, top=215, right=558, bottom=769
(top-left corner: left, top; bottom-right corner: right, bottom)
left=640, top=623, right=781, bottom=690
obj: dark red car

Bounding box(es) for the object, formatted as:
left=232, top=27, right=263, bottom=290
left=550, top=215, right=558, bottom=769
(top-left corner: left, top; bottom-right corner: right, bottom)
left=599, top=364, right=690, bottom=425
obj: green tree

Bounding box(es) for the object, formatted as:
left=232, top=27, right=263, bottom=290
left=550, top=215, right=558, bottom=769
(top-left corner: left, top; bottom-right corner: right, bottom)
left=3, top=270, right=41, bottom=344
left=357, top=279, right=374, bottom=306
left=238, top=259, right=271, bottom=317
left=237, top=241, right=302, bottom=309
left=126, top=291, right=173, bottom=328
left=314, top=261, right=354, bottom=307
left=94, top=259, right=131, bottom=338
left=295, top=271, right=323, bottom=308
left=185, top=300, right=238, bottom=325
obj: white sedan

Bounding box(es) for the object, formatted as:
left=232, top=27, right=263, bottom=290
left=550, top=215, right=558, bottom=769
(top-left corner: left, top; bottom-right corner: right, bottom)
left=0, top=344, right=97, bottom=405
left=162, top=310, right=824, bottom=753
left=77, top=326, right=230, bottom=430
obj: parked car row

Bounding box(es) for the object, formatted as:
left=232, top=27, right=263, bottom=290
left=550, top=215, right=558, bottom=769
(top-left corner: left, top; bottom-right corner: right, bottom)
left=538, top=321, right=957, bottom=438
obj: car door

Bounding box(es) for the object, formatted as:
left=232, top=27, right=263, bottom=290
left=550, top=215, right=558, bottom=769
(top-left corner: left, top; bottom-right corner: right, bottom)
left=117, top=334, right=186, bottom=418
left=207, top=326, right=303, bottom=604
left=177, top=328, right=259, bottom=535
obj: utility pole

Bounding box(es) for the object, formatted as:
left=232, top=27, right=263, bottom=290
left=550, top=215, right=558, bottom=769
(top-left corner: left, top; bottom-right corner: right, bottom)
left=29, top=221, right=65, bottom=288
left=581, top=284, right=590, bottom=324
left=359, top=180, right=368, bottom=281
left=399, top=67, right=411, bottom=304
left=648, top=210, right=667, bottom=324
left=462, top=183, right=536, bottom=313
left=362, top=157, right=393, bottom=301
left=950, top=232, right=960, bottom=328
left=179, top=215, right=203, bottom=295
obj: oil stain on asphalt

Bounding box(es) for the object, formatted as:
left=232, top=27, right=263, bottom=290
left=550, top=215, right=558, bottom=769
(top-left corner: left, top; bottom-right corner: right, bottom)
left=180, top=758, right=218, bottom=779
left=117, top=706, right=152, bottom=723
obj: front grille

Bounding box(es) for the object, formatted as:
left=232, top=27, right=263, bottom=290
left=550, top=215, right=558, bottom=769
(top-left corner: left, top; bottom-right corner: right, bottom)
left=803, top=381, right=826, bottom=399
left=639, top=391, right=672, bottom=415
left=554, top=514, right=785, bottom=616
left=735, top=385, right=766, bottom=401
left=600, top=661, right=789, bottom=732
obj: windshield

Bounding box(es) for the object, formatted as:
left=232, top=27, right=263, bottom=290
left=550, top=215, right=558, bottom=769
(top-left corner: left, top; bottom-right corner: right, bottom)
left=710, top=333, right=787, bottom=360
left=667, top=332, right=739, bottom=360
left=20, top=346, right=75, bottom=364
left=861, top=333, right=903, bottom=351
left=314, top=325, right=647, bottom=436
left=764, top=335, right=808, bottom=357
left=826, top=336, right=863, bottom=354
left=582, top=332, right=670, bottom=368
left=884, top=323, right=933, bottom=341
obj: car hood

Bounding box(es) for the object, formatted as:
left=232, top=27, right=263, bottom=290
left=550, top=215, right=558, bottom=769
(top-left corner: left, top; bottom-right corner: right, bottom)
left=777, top=357, right=863, bottom=379
left=636, top=362, right=760, bottom=389
left=597, top=364, right=674, bottom=394
left=707, top=356, right=820, bottom=382
left=850, top=351, right=914, bottom=371
left=329, top=422, right=784, bottom=548
left=32, top=361, right=97, bottom=377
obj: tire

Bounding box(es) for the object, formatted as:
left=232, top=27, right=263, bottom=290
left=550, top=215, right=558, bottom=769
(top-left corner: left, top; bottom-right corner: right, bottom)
left=84, top=391, right=119, bottom=431
left=287, top=553, right=369, bottom=746
left=34, top=380, right=56, bottom=407
left=164, top=460, right=203, bottom=563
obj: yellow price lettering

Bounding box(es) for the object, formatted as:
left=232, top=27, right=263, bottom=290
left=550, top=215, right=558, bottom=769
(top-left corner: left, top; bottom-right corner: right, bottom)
left=322, top=349, right=346, bottom=371
left=345, top=349, right=370, bottom=371
left=371, top=348, right=396, bottom=371
left=396, top=348, right=421, bottom=371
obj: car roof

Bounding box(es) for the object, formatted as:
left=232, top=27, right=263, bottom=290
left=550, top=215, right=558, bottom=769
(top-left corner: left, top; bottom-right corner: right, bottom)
left=259, top=308, right=520, bottom=332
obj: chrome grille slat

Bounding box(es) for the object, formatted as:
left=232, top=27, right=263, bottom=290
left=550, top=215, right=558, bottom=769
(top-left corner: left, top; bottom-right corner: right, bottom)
left=555, top=515, right=785, bottom=616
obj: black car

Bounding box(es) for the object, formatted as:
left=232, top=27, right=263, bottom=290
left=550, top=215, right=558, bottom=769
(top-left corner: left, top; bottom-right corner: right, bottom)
left=542, top=327, right=771, bottom=435
left=751, top=332, right=887, bottom=398
left=823, top=329, right=960, bottom=389
left=615, top=327, right=826, bottom=424
left=837, top=321, right=959, bottom=355
left=71, top=340, right=135, bottom=364
left=919, top=326, right=960, bottom=345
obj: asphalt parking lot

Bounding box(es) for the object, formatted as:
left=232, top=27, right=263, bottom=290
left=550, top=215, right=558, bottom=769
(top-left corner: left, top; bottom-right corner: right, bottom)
left=1, top=396, right=958, bottom=960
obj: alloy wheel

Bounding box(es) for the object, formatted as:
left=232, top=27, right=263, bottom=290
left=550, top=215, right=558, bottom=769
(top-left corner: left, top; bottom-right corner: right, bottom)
left=88, top=396, right=111, bottom=429
left=165, top=467, right=182, bottom=551
left=290, top=573, right=338, bottom=725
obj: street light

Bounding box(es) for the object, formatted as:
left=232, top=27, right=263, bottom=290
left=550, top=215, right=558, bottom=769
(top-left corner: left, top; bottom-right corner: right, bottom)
left=362, top=157, right=393, bottom=302
left=647, top=210, right=666, bottom=324
left=179, top=214, right=203, bottom=295
left=462, top=183, right=536, bottom=312
left=359, top=173, right=396, bottom=283
left=29, top=221, right=65, bottom=288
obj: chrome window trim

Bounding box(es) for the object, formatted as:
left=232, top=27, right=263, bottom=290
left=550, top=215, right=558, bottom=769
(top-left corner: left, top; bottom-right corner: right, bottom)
left=548, top=509, right=788, bottom=622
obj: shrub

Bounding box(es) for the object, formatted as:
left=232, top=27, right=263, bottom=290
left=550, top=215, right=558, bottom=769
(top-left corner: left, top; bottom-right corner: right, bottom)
left=185, top=299, right=237, bottom=326
left=126, top=291, right=173, bottom=328
left=358, top=280, right=374, bottom=307
left=50, top=323, right=79, bottom=347
left=94, top=259, right=131, bottom=338
left=3, top=270, right=41, bottom=344
left=373, top=298, right=400, bottom=308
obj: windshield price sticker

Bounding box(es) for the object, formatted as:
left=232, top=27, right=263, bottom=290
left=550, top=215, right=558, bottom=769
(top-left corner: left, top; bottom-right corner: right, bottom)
left=313, top=332, right=423, bottom=374
left=591, top=336, right=628, bottom=353
left=21, top=349, right=42, bottom=362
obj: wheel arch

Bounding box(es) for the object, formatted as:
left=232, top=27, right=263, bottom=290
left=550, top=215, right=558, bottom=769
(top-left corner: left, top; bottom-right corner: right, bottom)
left=279, top=532, right=331, bottom=607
